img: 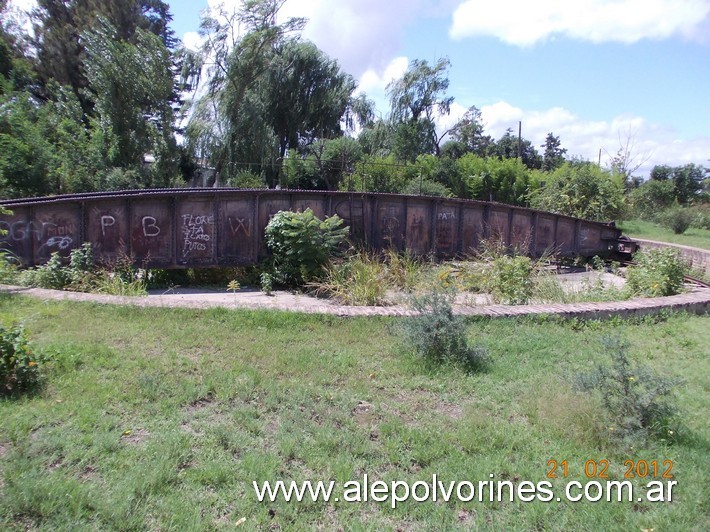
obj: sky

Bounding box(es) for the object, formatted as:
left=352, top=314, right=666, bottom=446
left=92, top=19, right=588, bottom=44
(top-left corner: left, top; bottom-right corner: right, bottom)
left=7, top=0, right=710, bottom=177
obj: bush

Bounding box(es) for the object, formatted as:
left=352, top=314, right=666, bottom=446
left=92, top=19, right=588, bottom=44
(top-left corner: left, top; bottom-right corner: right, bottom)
left=264, top=209, right=349, bottom=286
left=660, top=206, right=694, bottom=234
left=528, top=161, right=626, bottom=221
left=575, top=337, right=680, bottom=442
left=0, top=249, right=19, bottom=284
left=20, top=244, right=148, bottom=295
left=401, top=178, right=452, bottom=198
left=401, top=289, right=488, bottom=370
left=20, top=243, right=94, bottom=290
left=628, top=179, right=675, bottom=219
left=225, top=170, right=267, bottom=189
left=689, top=204, right=710, bottom=230
left=260, top=272, right=273, bottom=295
left=1, top=323, right=52, bottom=396
left=20, top=252, right=74, bottom=289
left=485, top=254, right=535, bottom=304
left=625, top=248, right=688, bottom=297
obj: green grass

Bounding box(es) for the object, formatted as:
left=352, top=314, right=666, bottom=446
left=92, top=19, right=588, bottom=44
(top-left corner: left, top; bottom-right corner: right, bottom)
left=620, top=219, right=710, bottom=250
left=0, top=295, right=708, bottom=530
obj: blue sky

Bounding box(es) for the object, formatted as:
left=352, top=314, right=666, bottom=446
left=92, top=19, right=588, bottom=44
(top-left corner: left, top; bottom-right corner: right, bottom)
left=9, top=0, right=710, bottom=176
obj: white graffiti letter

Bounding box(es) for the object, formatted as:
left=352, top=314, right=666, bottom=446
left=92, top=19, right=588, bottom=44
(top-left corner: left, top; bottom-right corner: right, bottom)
left=101, top=215, right=116, bottom=236
left=142, top=216, right=161, bottom=237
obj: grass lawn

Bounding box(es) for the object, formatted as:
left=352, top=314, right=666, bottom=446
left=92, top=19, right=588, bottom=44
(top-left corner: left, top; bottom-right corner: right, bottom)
left=620, top=219, right=710, bottom=250
left=0, top=295, right=708, bottom=530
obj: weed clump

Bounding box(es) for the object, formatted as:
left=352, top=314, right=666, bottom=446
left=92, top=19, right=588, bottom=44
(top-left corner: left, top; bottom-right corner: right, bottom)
left=20, top=244, right=148, bottom=295
left=401, top=289, right=488, bottom=370
left=625, top=247, right=688, bottom=297
left=1, top=323, right=53, bottom=396
left=312, top=250, right=422, bottom=306
left=575, top=337, right=680, bottom=443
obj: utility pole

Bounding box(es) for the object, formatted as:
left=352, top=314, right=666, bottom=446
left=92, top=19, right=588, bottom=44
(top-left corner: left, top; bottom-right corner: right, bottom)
left=517, top=121, right=522, bottom=160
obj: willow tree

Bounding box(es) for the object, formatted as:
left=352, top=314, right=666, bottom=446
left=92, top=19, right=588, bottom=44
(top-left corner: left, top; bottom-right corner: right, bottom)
left=186, top=0, right=305, bottom=183
left=386, top=57, right=454, bottom=161
left=187, top=0, right=360, bottom=187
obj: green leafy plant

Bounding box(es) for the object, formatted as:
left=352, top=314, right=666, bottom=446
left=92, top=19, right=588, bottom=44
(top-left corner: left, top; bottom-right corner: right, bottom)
left=625, top=248, right=688, bottom=297
left=660, top=206, right=694, bottom=235
left=0, top=249, right=19, bottom=284
left=575, top=337, right=680, bottom=442
left=20, top=243, right=94, bottom=290
left=259, top=272, right=273, bottom=296
left=486, top=254, right=534, bottom=304
left=401, top=289, right=488, bottom=370
left=20, top=252, right=74, bottom=289
left=1, top=323, right=53, bottom=396
left=264, top=209, right=349, bottom=286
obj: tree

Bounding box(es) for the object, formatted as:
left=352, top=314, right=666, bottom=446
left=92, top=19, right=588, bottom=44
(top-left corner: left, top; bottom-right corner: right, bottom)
left=649, top=163, right=705, bottom=204
left=264, top=40, right=356, bottom=176
left=491, top=128, right=542, bottom=170
left=83, top=18, right=178, bottom=185
left=0, top=92, right=54, bottom=197
left=447, top=105, right=492, bottom=158
left=344, top=92, right=375, bottom=132
left=528, top=161, right=626, bottom=221
left=605, top=126, right=651, bottom=186
left=386, top=57, right=454, bottom=159
left=187, top=0, right=305, bottom=183
left=541, top=132, right=566, bottom=171
left=31, top=0, right=177, bottom=116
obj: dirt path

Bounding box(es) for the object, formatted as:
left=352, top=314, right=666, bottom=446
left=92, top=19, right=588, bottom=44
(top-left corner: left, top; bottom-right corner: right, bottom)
left=2, top=283, right=709, bottom=319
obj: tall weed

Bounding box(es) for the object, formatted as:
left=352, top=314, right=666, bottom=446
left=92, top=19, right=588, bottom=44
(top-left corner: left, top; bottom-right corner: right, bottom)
left=401, top=289, right=488, bottom=371
left=575, top=337, right=680, bottom=443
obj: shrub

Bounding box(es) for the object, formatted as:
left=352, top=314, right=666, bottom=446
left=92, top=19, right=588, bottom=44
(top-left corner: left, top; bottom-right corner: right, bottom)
left=689, top=204, right=710, bottom=230
left=401, top=178, right=452, bottom=198
left=0, top=249, right=19, bottom=284
left=625, top=248, right=688, bottom=297
left=260, top=272, right=273, bottom=295
left=1, top=323, right=52, bottom=396
left=485, top=254, right=535, bottom=304
left=528, top=161, right=626, bottom=221
left=20, top=252, right=74, bottom=289
left=660, top=206, right=694, bottom=234
left=401, top=289, right=488, bottom=370
left=264, top=209, right=349, bottom=286
left=20, top=244, right=147, bottom=295
left=627, top=179, right=675, bottom=219
left=21, top=243, right=94, bottom=290
left=225, top=170, right=267, bottom=189
left=575, top=337, right=680, bottom=442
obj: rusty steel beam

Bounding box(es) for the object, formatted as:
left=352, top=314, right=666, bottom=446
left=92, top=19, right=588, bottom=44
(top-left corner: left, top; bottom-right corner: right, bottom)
left=0, top=189, right=627, bottom=268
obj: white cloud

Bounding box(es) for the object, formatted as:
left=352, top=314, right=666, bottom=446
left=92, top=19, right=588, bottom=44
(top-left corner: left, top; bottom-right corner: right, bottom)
left=357, top=56, right=409, bottom=112
left=197, top=0, right=423, bottom=78
left=450, top=0, right=710, bottom=46
left=479, top=101, right=710, bottom=177
left=182, top=31, right=204, bottom=52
